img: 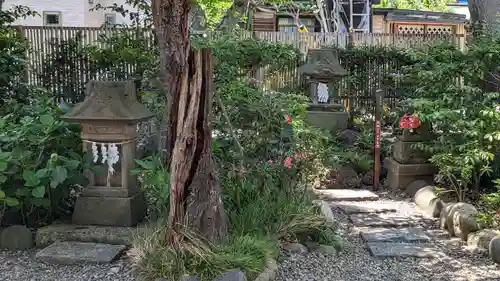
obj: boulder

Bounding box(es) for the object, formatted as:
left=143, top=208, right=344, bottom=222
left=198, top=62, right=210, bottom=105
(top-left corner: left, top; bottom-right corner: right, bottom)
left=489, top=236, right=500, bottom=264
left=440, top=203, right=452, bottom=230
left=361, top=171, right=374, bottom=186
left=405, top=180, right=432, bottom=198
left=447, top=203, right=480, bottom=239
left=325, top=165, right=361, bottom=189
left=281, top=242, right=308, bottom=254
left=468, top=229, right=500, bottom=251
left=412, top=185, right=444, bottom=217
left=314, top=244, right=337, bottom=255
left=212, top=271, right=246, bottom=281
left=338, top=129, right=360, bottom=146
left=0, top=225, right=34, bottom=250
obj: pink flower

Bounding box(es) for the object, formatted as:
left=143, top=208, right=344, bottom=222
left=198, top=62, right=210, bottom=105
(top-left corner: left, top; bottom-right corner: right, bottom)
left=267, top=159, right=273, bottom=164
left=283, top=156, right=293, bottom=169
left=284, top=115, right=293, bottom=124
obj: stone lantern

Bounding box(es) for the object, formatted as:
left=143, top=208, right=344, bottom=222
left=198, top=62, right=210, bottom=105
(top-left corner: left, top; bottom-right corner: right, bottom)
left=62, top=80, right=153, bottom=227
left=298, top=48, right=349, bottom=132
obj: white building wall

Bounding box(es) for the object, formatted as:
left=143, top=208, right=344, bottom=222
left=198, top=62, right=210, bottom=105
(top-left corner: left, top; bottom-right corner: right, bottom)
left=2, top=0, right=136, bottom=27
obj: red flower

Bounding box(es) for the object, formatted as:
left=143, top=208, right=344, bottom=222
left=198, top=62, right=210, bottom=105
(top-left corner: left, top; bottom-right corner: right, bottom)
left=284, top=115, right=293, bottom=124
left=283, top=156, right=293, bottom=168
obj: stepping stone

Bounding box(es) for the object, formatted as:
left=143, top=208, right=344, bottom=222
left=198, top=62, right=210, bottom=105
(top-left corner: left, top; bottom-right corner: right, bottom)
left=367, top=242, right=442, bottom=258
left=35, top=241, right=126, bottom=265
left=349, top=213, right=420, bottom=227
left=331, top=202, right=397, bottom=214
left=316, top=189, right=379, bottom=202
left=358, top=227, right=430, bottom=242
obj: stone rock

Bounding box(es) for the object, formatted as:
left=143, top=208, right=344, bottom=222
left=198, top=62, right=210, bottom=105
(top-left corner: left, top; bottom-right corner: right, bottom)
left=446, top=203, right=480, bottom=239
left=350, top=213, right=418, bottom=227
left=315, top=189, right=379, bottom=202
left=367, top=242, right=442, bottom=258
left=405, top=180, right=432, bottom=198
left=254, top=259, right=278, bottom=281
left=212, top=270, right=246, bottom=281
left=359, top=227, right=430, bottom=243
left=324, top=165, right=361, bottom=189
left=0, top=225, right=34, bottom=250
left=489, top=236, right=500, bottom=264
left=180, top=274, right=201, bottom=281
left=468, top=229, right=500, bottom=250
left=361, top=171, right=374, bottom=186
left=312, top=200, right=335, bottom=223
left=281, top=242, right=308, bottom=254
left=331, top=202, right=397, bottom=214
left=314, top=244, right=337, bottom=255
left=35, top=241, right=126, bottom=264
left=338, top=129, right=360, bottom=146
left=440, top=203, right=452, bottom=230
left=413, top=185, right=437, bottom=212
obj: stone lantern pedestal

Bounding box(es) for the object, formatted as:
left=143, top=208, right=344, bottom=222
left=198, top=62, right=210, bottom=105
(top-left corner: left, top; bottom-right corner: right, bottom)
left=385, top=125, right=437, bottom=191
left=62, top=81, right=153, bottom=227
left=299, top=49, right=349, bottom=132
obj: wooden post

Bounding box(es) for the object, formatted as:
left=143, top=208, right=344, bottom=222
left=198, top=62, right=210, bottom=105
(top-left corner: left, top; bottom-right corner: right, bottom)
left=373, top=89, right=383, bottom=191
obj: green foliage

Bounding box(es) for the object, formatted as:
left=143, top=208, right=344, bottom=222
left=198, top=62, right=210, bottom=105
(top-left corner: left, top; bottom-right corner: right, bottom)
left=477, top=179, right=500, bottom=228
left=130, top=155, right=170, bottom=220
left=0, top=97, right=87, bottom=226
left=400, top=40, right=500, bottom=201
left=374, top=0, right=451, bottom=12
left=0, top=5, right=37, bottom=105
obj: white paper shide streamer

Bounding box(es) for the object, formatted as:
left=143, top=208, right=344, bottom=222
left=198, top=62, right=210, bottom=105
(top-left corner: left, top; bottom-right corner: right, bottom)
left=91, top=142, right=120, bottom=187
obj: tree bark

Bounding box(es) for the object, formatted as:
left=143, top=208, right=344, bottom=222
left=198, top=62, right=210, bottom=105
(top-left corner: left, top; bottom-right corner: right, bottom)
left=152, top=0, right=227, bottom=240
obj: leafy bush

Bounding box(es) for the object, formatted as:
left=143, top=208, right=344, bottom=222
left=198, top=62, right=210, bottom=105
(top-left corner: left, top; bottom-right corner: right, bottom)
left=0, top=97, right=87, bottom=227
left=400, top=41, right=500, bottom=201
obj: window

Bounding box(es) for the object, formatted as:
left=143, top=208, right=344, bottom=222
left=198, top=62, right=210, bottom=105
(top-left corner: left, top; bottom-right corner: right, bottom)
left=277, top=16, right=316, bottom=32
left=43, top=12, right=61, bottom=26
left=104, top=14, right=117, bottom=26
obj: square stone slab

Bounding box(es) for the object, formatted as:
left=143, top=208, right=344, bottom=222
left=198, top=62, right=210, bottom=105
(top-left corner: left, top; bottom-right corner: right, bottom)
left=350, top=213, right=420, bottom=227
left=367, top=242, right=442, bottom=258
left=331, top=202, right=397, bottom=214
left=358, top=227, right=430, bottom=242
left=315, top=189, right=379, bottom=202
left=35, top=242, right=127, bottom=265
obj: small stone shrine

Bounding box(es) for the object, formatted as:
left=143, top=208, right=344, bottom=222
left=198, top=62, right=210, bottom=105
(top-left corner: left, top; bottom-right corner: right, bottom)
left=385, top=123, right=437, bottom=191
left=62, top=80, right=153, bottom=226
left=299, top=48, right=349, bottom=132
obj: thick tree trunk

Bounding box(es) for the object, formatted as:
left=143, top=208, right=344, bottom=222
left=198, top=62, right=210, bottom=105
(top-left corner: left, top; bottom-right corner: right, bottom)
left=152, top=0, right=227, bottom=240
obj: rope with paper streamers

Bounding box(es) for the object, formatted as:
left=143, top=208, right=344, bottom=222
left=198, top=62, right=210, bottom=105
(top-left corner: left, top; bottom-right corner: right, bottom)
left=82, top=139, right=134, bottom=187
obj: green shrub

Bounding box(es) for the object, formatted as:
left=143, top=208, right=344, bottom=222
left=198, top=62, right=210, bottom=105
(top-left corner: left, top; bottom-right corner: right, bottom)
left=0, top=97, right=87, bottom=226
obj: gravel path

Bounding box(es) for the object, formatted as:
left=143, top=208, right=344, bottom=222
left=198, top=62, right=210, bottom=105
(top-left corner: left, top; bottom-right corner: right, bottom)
left=2, top=192, right=499, bottom=281
left=276, top=193, right=500, bottom=281
left=0, top=249, right=141, bottom=281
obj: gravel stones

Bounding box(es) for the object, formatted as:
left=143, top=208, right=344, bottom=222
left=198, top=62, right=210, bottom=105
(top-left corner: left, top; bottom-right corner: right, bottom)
left=0, top=225, right=34, bottom=250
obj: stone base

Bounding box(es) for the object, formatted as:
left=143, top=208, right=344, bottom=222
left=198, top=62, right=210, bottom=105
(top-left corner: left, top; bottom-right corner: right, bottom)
left=392, top=141, right=430, bottom=164
left=72, top=193, right=146, bottom=227
left=35, top=223, right=147, bottom=247
left=384, top=158, right=436, bottom=191
left=305, top=110, right=349, bottom=132
left=387, top=171, right=434, bottom=191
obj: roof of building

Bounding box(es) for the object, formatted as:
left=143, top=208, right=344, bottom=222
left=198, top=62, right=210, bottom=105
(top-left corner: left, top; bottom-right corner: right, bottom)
left=373, top=8, right=467, bottom=24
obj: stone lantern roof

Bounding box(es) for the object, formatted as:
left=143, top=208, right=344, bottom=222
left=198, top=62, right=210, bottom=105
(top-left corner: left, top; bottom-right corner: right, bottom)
left=62, top=80, right=153, bottom=123
left=298, top=49, right=348, bottom=83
